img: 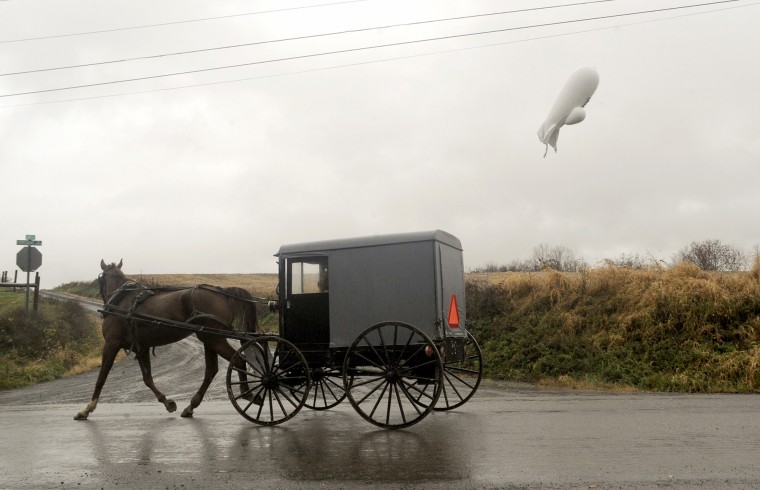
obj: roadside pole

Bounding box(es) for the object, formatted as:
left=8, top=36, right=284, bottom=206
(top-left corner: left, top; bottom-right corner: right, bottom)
left=15, top=235, right=43, bottom=318
left=25, top=248, right=30, bottom=313
left=33, top=272, right=40, bottom=312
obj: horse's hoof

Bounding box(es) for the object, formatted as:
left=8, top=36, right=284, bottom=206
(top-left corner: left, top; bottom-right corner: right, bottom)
left=181, top=407, right=193, bottom=418
left=165, top=400, right=177, bottom=413
left=74, top=413, right=88, bottom=421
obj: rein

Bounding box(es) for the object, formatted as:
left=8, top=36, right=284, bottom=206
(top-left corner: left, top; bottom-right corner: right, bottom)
left=193, top=284, right=271, bottom=305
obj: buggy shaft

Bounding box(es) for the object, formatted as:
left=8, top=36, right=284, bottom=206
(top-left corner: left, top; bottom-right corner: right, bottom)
left=98, top=307, right=265, bottom=343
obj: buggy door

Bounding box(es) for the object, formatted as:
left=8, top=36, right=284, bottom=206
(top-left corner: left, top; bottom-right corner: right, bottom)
left=281, top=256, right=330, bottom=348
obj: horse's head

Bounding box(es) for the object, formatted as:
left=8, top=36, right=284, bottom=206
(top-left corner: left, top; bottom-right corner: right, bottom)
left=99, top=259, right=126, bottom=302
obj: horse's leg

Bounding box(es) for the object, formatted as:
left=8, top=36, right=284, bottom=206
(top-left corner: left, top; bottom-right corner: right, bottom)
left=223, top=339, right=260, bottom=405
left=181, top=342, right=218, bottom=418
left=136, top=349, right=177, bottom=413
left=235, top=339, right=255, bottom=404
left=74, top=341, right=120, bottom=420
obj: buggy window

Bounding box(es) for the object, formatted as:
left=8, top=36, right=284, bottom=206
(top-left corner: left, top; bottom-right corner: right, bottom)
left=289, top=258, right=328, bottom=295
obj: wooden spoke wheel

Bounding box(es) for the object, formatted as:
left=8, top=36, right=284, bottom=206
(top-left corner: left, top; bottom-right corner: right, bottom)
left=226, top=336, right=310, bottom=426
left=343, top=321, right=443, bottom=430
left=304, top=366, right=347, bottom=411
left=434, top=331, right=483, bottom=411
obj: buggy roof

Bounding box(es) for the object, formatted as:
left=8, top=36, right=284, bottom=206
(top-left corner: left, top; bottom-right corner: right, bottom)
left=276, top=229, right=462, bottom=256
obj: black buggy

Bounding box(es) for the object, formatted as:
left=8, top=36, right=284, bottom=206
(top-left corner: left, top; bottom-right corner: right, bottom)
left=226, top=230, right=483, bottom=429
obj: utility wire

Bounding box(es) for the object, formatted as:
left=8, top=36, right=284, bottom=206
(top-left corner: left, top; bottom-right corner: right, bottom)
left=0, top=0, right=371, bottom=44
left=0, top=0, right=749, bottom=99
left=0, top=0, right=614, bottom=77
left=1, top=1, right=755, bottom=109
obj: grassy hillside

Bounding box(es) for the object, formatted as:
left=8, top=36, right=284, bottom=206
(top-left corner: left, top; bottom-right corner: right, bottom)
left=0, top=290, right=102, bottom=389
left=466, top=261, right=760, bottom=392
left=51, top=262, right=760, bottom=393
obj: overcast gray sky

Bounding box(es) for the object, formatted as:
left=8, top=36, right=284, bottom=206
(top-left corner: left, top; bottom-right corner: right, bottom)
left=1, top=0, right=758, bottom=288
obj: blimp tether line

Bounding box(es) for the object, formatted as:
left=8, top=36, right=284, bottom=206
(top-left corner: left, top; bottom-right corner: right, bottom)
left=538, top=66, right=600, bottom=157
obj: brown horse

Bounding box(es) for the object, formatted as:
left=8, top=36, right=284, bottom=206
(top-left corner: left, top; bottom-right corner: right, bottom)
left=74, top=259, right=258, bottom=420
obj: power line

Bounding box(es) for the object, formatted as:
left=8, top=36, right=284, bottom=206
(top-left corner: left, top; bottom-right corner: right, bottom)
left=0, top=0, right=742, bottom=98
left=1, top=2, right=755, bottom=109
left=0, top=0, right=614, bottom=77
left=0, top=0, right=372, bottom=44
left=0, top=0, right=752, bottom=102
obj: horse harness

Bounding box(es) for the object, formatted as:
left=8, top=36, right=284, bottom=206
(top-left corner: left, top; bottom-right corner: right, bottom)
left=100, top=276, right=242, bottom=355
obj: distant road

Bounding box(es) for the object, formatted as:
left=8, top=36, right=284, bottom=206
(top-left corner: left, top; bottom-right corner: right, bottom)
left=40, top=290, right=102, bottom=313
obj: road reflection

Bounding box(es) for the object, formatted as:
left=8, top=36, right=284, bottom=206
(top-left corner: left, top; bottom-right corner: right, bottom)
left=233, top=412, right=475, bottom=483
left=79, top=406, right=477, bottom=485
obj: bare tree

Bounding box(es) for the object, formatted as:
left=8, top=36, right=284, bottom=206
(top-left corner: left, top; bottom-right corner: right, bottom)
left=673, top=239, right=748, bottom=272
left=505, top=259, right=540, bottom=272
left=604, top=253, right=651, bottom=270
left=472, top=259, right=538, bottom=273
left=532, top=243, right=583, bottom=272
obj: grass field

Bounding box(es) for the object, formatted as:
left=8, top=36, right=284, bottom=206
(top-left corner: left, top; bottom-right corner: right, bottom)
left=136, top=273, right=279, bottom=300
left=46, top=260, right=760, bottom=393
left=55, top=273, right=279, bottom=301
left=0, top=289, right=30, bottom=315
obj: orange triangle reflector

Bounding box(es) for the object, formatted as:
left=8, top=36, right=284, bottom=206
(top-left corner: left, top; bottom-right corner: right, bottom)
left=448, top=294, right=460, bottom=328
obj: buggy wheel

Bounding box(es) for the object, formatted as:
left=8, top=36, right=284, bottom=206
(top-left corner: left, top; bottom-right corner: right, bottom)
left=226, top=336, right=310, bottom=426
left=434, top=331, right=483, bottom=411
left=343, top=321, right=443, bottom=429
left=305, top=366, right=346, bottom=410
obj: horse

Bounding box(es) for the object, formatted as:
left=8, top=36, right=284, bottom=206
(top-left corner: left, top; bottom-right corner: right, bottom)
left=74, top=259, right=259, bottom=420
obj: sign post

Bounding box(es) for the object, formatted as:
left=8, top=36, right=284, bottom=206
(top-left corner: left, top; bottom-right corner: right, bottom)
left=16, top=235, right=42, bottom=317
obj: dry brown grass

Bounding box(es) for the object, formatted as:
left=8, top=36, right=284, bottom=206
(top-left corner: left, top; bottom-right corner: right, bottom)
left=64, top=350, right=126, bottom=377
left=136, top=272, right=501, bottom=300
left=132, top=273, right=279, bottom=299
left=466, top=264, right=760, bottom=392
left=538, top=374, right=641, bottom=393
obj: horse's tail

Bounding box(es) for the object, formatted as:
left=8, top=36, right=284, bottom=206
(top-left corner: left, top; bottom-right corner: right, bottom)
left=225, top=287, right=259, bottom=334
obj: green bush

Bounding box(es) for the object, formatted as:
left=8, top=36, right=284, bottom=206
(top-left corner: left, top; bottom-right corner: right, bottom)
left=0, top=297, right=101, bottom=389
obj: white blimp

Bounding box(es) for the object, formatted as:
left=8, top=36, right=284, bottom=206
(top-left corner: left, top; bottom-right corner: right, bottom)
left=537, top=66, right=599, bottom=156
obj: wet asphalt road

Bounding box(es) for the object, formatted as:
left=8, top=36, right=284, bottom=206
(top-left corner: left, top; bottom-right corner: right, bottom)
left=2, top=339, right=760, bottom=489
